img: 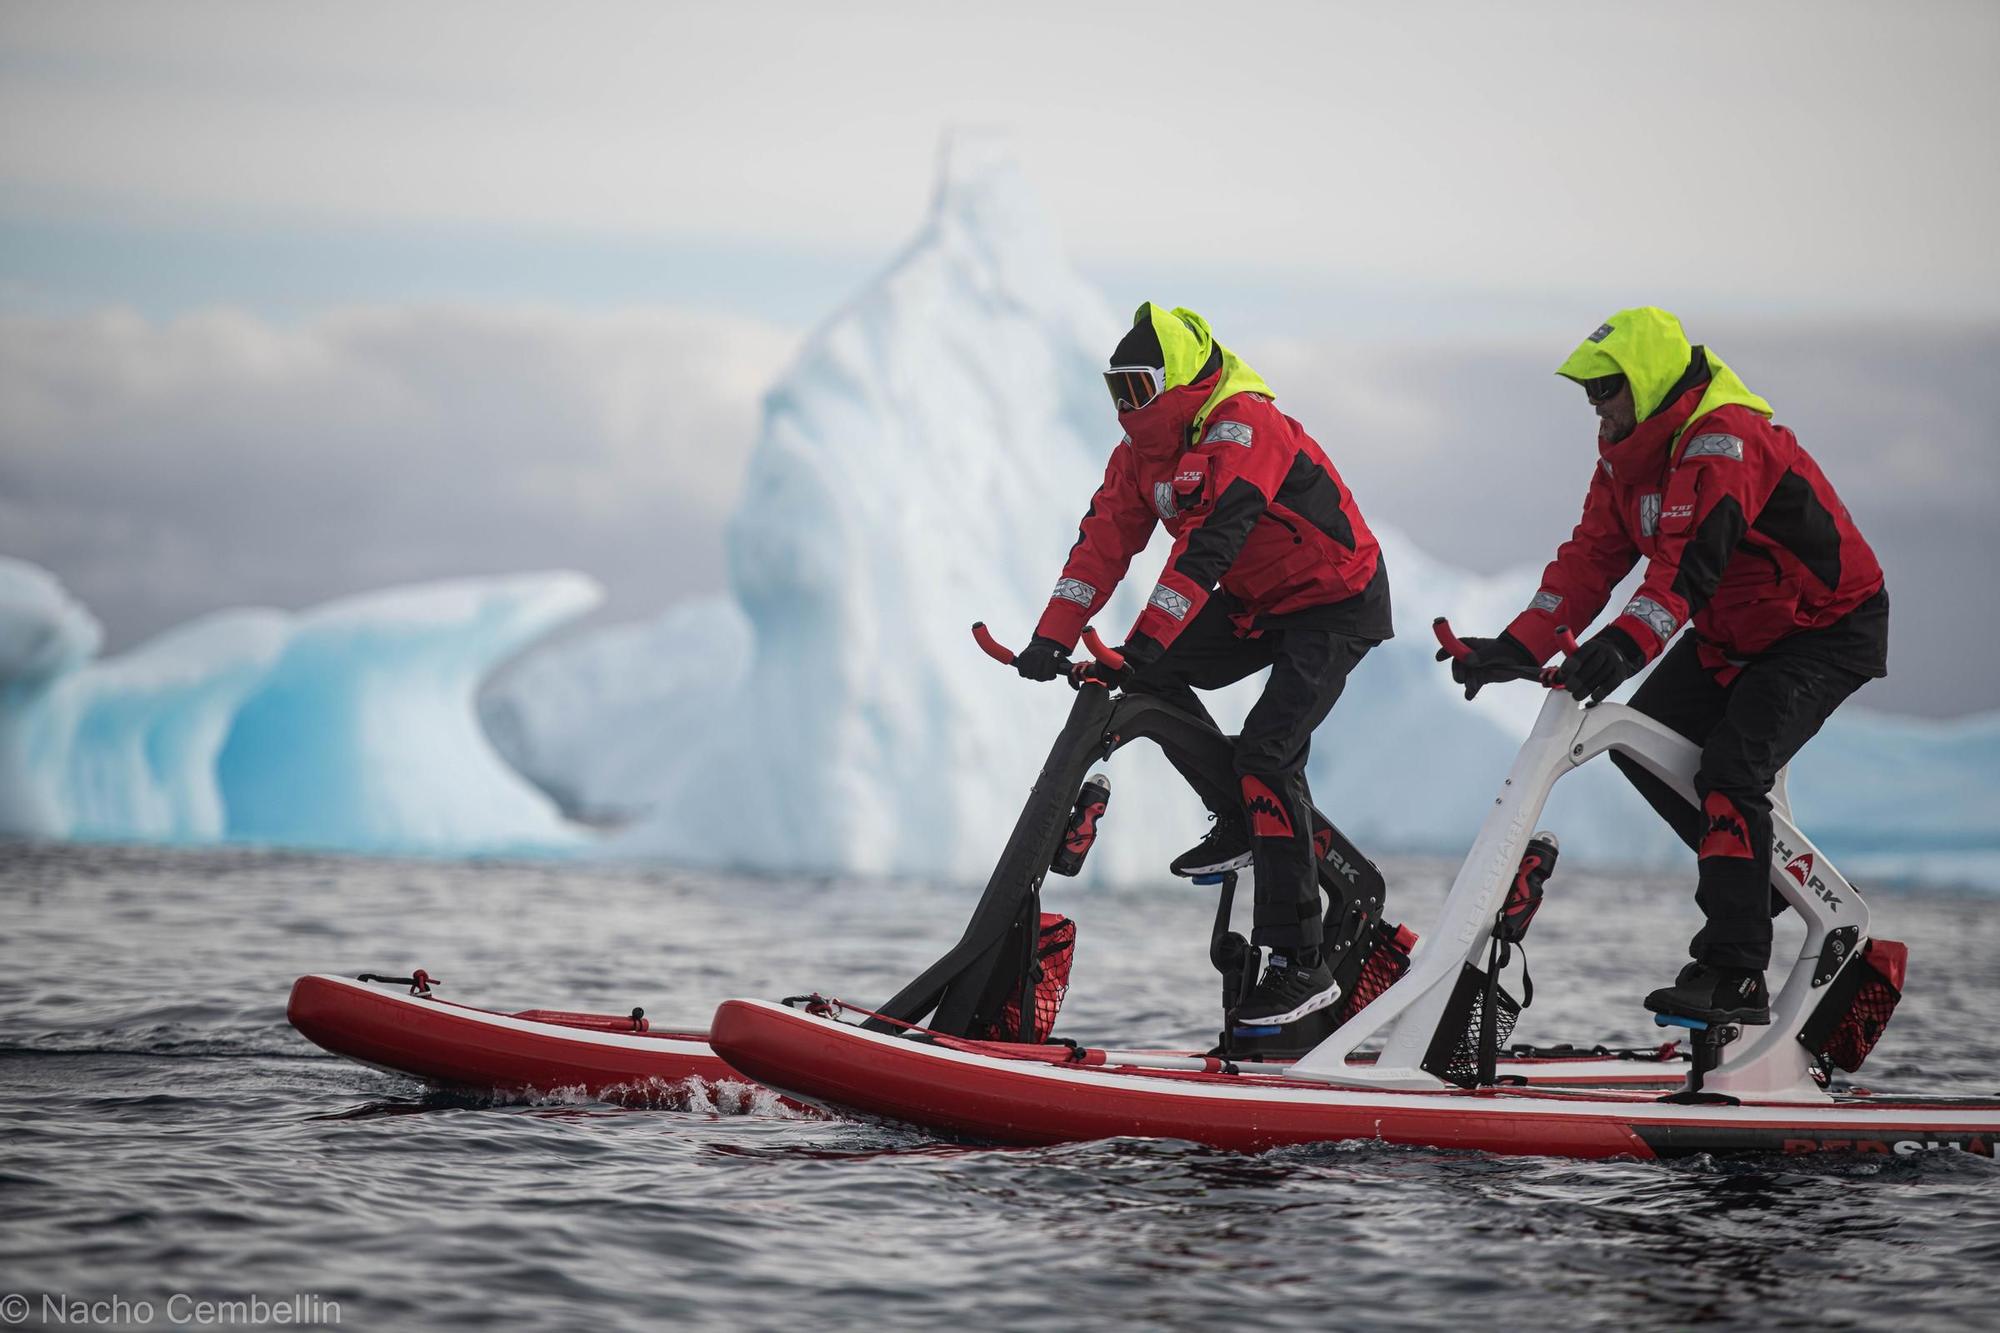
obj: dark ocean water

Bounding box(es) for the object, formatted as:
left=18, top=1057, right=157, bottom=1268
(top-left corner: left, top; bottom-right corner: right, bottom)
left=2, top=841, right=1996, bottom=1332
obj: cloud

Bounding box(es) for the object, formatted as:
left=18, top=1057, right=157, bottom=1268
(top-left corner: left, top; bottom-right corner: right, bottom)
left=0, top=305, right=796, bottom=648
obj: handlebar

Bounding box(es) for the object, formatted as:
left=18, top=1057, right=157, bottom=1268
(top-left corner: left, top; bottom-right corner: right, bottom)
left=971, top=621, right=1016, bottom=666
left=1431, top=616, right=1473, bottom=663
left=1080, top=628, right=1126, bottom=672
left=970, top=622, right=1126, bottom=675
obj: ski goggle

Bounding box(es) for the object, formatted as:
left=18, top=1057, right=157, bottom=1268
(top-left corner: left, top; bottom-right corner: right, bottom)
left=1580, top=373, right=1628, bottom=405
left=1103, top=365, right=1165, bottom=413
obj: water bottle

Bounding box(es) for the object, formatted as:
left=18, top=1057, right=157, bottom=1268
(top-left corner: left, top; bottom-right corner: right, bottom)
left=1497, top=831, right=1559, bottom=943
left=1049, top=773, right=1111, bottom=877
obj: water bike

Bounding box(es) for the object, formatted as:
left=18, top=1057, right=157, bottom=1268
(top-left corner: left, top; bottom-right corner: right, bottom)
left=706, top=621, right=2000, bottom=1160
left=285, top=625, right=1682, bottom=1104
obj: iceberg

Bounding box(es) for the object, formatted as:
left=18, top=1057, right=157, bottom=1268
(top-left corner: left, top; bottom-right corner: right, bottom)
left=1789, top=710, right=2000, bottom=884
left=0, top=555, right=109, bottom=834
left=597, top=135, right=1213, bottom=878
left=480, top=595, right=753, bottom=826
left=0, top=560, right=599, bottom=853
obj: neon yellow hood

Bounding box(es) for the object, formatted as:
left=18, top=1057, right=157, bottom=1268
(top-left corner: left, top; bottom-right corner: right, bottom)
left=1556, top=306, right=1771, bottom=450
left=1134, top=302, right=1273, bottom=433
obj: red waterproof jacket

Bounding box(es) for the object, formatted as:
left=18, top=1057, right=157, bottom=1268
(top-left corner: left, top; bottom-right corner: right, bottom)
left=1507, top=356, right=1885, bottom=676
left=1035, top=384, right=1388, bottom=653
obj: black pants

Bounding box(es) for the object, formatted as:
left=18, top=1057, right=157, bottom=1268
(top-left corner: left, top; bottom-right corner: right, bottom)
left=1125, top=597, right=1374, bottom=954
left=1611, top=635, right=1870, bottom=970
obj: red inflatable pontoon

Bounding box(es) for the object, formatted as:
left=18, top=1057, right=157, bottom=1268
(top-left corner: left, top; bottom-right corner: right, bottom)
left=711, top=998, right=2000, bottom=1161
left=287, top=973, right=798, bottom=1111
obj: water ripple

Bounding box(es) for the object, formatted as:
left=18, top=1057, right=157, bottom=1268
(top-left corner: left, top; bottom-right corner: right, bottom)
left=1, top=841, right=1996, bottom=1330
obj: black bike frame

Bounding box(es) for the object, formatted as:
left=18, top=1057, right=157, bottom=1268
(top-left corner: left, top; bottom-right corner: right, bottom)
left=866, top=682, right=1388, bottom=1038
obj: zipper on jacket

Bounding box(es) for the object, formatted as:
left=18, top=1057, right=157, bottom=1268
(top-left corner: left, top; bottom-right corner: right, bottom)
left=1267, top=510, right=1305, bottom=544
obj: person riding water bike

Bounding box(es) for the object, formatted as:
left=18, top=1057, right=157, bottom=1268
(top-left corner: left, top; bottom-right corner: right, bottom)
left=1444, top=307, right=1888, bottom=1025
left=1015, top=303, right=1393, bottom=1028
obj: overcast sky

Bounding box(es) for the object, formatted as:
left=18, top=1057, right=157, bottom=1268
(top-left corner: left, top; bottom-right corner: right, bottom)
left=5, top=1, right=1996, bottom=319
left=2, top=1, right=1995, bottom=715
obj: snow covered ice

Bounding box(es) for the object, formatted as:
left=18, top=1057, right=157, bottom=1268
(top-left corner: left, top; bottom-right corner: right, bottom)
left=481, top=595, right=752, bottom=827
left=601, top=134, right=1173, bottom=877
left=3, top=135, right=1994, bottom=880
left=0, top=560, right=597, bottom=853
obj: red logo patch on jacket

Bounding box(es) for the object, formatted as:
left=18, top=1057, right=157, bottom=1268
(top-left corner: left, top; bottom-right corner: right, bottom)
left=1173, top=456, right=1208, bottom=512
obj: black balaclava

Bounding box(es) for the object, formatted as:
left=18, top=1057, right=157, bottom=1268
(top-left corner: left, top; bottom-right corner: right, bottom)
left=1109, top=317, right=1164, bottom=371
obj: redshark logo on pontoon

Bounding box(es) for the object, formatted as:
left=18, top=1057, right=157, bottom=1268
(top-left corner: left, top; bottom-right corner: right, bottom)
left=1782, top=1137, right=1992, bottom=1157
left=1631, top=1125, right=1994, bottom=1159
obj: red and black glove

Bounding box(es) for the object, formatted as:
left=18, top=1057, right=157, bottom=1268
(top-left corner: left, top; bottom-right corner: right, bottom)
left=1435, top=632, right=1536, bottom=700
left=1554, top=626, right=1644, bottom=704
left=1013, top=636, right=1071, bottom=682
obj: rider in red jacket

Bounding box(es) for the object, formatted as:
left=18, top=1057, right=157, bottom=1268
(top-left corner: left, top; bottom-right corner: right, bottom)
left=1016, top=303, right=1392, bottom=1030
left=1447, top=307, right=1888, bottom=1024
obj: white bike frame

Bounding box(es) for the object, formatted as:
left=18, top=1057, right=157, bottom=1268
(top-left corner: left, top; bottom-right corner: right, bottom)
left=1290, top=686, right=1868, bottom=1103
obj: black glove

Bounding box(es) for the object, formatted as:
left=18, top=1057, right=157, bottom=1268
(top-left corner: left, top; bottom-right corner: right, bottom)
left=1554, top=626, right=1644, bottom=704
left=1434, top=632, right=1537, bottom=700
left=1013, top=635, right=1071, bottom=682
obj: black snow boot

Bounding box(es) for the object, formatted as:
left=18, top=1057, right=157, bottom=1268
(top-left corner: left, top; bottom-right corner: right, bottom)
left=1233, top=950, right=1340, bottom=1026
left=1644, top=962, right=1771, bottom=1025
left=1170, top=815, right=1253, bottom=877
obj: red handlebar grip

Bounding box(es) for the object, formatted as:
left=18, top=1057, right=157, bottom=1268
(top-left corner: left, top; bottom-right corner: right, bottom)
left=970, top=621, right=1016, bottom=666
left=1432, top=616, right=1472, bottom=662
left=1555, top=625, right=1581, bottom=656
left=1080, top=627, right=1126, bottom=671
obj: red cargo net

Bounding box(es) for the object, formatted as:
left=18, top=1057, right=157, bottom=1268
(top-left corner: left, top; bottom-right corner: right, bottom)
left=975, top=913, right=1076, bottom=1044
left=1337, top=923, right=1417, bottom=1023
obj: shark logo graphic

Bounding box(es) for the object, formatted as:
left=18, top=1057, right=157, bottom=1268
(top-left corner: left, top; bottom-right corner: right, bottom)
left=1780, top=848, right=1841, bottom=910
left=1698, top=792, right=1754, bottom=860
left=1240, top=775, right=1295, bottom=840
left=1313, top=826, right=1334, bottom=861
